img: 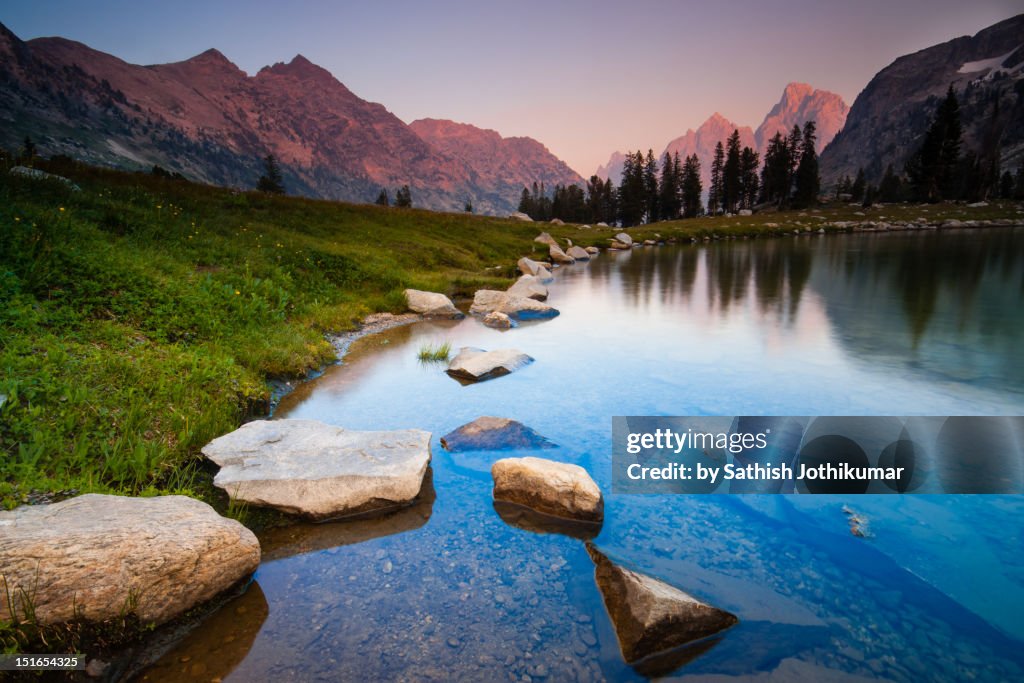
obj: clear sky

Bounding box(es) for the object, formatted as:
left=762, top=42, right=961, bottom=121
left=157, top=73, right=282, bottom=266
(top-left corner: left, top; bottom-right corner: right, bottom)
left=3, top=1, right=1020, bottom=175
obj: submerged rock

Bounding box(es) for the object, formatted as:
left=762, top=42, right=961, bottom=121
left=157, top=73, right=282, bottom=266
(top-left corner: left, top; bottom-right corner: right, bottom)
left=482, top=311, right=515, bottom=329
left=441, top=416, right=557, bottom=452
left=566, top=245, right=591, bottom=261
left=446, top=347, right=533, bottom=383
left=507, top=274, right=549, bottom=301
left=469, top=290, right=559, bottom=319
left=0, top=494, right=259, bottom=625
left=586, top=544, right=738, bottom=663
left=491, top=456, right=603, bottom=522
left=403, top=289, right=462, bottom=318
left=202, top=419, right=432, bottom=520
left=493, top=500, right=600, bottom=540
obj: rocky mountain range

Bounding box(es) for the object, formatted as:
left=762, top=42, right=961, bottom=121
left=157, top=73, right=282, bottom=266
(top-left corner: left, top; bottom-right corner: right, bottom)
left=595, top=83, right=849, bottom=190
left=820, top=13, right=1024, bottom=186
left=0, top=22, right=577, bottom=214
left=408, top=119, right=582, bottom=210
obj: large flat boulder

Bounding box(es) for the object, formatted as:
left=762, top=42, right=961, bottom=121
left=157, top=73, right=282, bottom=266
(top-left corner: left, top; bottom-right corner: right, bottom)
left=0, top=494, right=259, bottom=625
left=403, top=289, right=462, bottom=318
left=509, top=211, right=534, bottom=222
left=615, top=232, right=634, bottom=247
left=507, top=275, right=548, bottom=301
left=441, top=416, right=557, bottom=452
left=586, top=544, right=738, bottom=663
left=491, top=456, right=603, bottom=522
left=469, top=290, right=559, bottom=319
left=446, top=347, right=533, bottom=383
left=202, top=420, right=432, bottom=520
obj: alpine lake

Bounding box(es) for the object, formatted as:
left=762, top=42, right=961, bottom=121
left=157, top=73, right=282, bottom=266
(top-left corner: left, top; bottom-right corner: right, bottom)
left=142, top=227, right=1024, bottom=682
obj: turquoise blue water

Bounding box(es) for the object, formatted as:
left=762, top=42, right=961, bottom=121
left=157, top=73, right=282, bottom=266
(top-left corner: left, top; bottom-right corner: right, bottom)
left=143, top=228, right=1024, bottom=682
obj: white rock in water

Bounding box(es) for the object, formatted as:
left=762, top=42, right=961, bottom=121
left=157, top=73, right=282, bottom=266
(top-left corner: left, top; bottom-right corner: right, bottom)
left=566, top=245, right=591, bottom=261
left=585, top=246, right=600, bottom=255
left=507, top=274, right=548, bottom=301
left=403, top=289, right=462, bottom=318
left=469, top=290, right=559, bottom=319
left=614, top=232, right=634, bottom=247
left=491, top=456, right=603, bottom=522
left=0, top=494, right=259, bottom=625
left=446, top=347, right=533, bottom=383
left=203, top=420, right=432, bottom=520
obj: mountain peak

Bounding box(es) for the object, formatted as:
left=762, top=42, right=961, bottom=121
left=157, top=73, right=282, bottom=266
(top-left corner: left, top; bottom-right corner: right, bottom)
left=180, top=48, right=243, bottom=73
left=782, top=82, right=814, bottom=99
left=755, top=82, right=849, bottom=153
left=260, top=54, right=335, bottom=82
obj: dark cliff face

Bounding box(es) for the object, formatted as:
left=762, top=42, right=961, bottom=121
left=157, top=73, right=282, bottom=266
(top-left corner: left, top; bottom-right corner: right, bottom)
left=0, top=24, right=579, bottom=214
left=820, top=14, right=1024, bottom=187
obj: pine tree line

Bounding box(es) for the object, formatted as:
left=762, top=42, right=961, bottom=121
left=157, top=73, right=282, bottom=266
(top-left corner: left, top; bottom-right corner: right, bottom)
left=514, top=121, right=820, bottom=225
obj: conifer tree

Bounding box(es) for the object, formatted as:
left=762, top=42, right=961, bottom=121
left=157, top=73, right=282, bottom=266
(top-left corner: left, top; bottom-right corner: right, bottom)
left=793, top=121, right=820, bottom=208
left=395, top=184, right=412, bottom=207
left=722, top=130, right=742, bottom=213
left=739, top=147, right=760, bottom=209
left=681, top=154, right=703, bottom=218
left=708, top=141, right=725, bottom=215
left=375, top=188, right=390, bottom=206
left=644, top=150, right=659, bottom=222
left=256, top=154, right=285, bottom=194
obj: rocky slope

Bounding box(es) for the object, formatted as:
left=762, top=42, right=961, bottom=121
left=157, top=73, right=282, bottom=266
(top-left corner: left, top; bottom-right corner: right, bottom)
left=754, top=82, right=849, bottom=153
left=0, top=22, right=578, bottom=214
left=409, top=118, right=583, bottom=210
left=819, top=13, right=1024, bottom=186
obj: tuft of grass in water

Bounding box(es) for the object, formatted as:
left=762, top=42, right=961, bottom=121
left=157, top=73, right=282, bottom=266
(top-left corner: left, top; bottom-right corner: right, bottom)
left=416, top=340, right=452, bottom=362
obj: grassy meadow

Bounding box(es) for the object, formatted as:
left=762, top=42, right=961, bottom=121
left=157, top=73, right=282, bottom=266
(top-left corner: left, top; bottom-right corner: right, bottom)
left=1, top=158, right=1021, bottom=510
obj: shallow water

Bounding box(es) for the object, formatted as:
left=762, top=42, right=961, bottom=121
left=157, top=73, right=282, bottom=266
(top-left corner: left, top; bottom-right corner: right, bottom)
left=144, top=228, right=1024, bottom=682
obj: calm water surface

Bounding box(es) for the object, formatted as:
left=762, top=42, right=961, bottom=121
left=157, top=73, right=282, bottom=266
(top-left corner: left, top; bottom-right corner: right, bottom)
left=144, top=228, right=1024, bottom=682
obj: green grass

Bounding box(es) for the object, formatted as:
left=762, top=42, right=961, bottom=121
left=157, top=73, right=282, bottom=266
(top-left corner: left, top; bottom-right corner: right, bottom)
left=416, top=340, right=452, bottom=362
left=1, top=157, right=1020, bottom=510
left=0, top=159, right=543, bottom=509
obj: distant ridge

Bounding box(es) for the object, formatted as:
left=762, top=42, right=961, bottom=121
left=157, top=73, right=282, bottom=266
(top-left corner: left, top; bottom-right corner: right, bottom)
left=0, top=23, right=579, bottom=214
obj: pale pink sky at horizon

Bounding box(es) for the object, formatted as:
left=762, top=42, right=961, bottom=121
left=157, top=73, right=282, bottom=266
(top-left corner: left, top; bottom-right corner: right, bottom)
left=3, top=0, right=1021, bottom=176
